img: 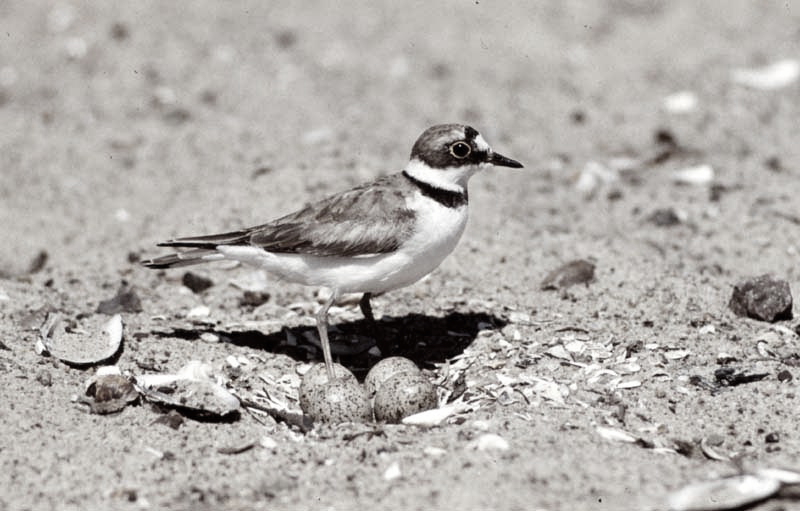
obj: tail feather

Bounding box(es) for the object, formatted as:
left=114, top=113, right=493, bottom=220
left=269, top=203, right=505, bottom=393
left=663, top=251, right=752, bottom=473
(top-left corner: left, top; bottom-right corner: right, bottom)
left=157, top=229, right=252, bottom=248
left=141, top=248, right=225, bottom=269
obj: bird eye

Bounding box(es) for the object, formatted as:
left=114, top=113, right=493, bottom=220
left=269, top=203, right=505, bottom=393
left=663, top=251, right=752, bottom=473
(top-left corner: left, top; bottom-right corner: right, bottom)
left=449, top=141, right=471, bottom=159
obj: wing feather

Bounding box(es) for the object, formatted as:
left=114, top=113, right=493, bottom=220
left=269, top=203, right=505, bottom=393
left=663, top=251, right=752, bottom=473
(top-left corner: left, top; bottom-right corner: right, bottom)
left=157, top=174, right=418, bottom=257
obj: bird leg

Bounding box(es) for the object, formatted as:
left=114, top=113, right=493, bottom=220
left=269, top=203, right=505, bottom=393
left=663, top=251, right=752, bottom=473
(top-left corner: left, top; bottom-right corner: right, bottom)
left=316, top=289, right=339, bottom=379
left=359, top=292, right=375, bottom=323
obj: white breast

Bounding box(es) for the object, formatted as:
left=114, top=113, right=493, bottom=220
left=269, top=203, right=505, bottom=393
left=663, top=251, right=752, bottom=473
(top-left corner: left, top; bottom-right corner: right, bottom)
left=217, top=191, right=469, bottom=295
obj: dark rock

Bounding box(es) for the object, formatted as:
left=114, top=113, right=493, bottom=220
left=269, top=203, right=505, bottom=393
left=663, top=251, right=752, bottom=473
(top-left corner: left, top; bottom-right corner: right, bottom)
left=646, top=208, right=681, bottom=227
left=152, top=410, right=185, bottom=430
left=729, top=275, right=793, bottom=322
left=765, top=432, right=780, bottom=443
left=27, top=250, right=48, bottom=274
left=777, top=370, right=793, bottom=382
left=182, top=272, right=214, bottom=294
left=239, top=291, right=270, bottom=307
left=541, top=259, right=596, bottom=290
left=96, top=281, right=143, bottom=314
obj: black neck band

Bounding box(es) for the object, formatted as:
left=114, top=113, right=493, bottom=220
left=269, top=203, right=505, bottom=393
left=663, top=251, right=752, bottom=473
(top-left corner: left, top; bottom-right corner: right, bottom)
left=402, top=171, right=468, bottom=208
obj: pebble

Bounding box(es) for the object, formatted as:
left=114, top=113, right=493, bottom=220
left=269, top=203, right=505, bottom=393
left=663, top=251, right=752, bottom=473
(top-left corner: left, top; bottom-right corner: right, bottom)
left=672, top=164, right=714, bottom=185
left=662, top=91, right=698, bottom=114
left=182, top=272, right=214, bottom=293
left=540, top=259, right=596, bottom=290
left=469, top=433, right=510, bottom=452
left=187, top=305, right=211, bottom=318
left=383, top=462, right=402, bottom=481
left=200, top=332, right=220, bottom=343
left=96, top=282, right=142, bottom=314
left=729, top=274, right=793, bottom=322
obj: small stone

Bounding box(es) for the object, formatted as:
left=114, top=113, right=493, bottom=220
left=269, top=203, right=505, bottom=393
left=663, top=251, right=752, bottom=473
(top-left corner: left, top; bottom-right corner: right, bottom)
left=186, top=305, right=210, bottom=318
left=36, top=370, right=53, bottom=387
left=199, top=332, right=219, bottom=343
left=646, top=208, right=682, bottom=227
left=469, top=433, right=510, bottom=452
left=96, top=281, right=142, bottom=314
left=777, top=370, right=793, bottom=382
left=182, top=272, right=213, bottom=294
left=540, top=259, right=596, bottom=290
left=765, top=432, right=780, bottom=444
left=239, top=291, right=270, bottom=307
left=383, top=461, right=402, bottom=481
left=729, top=275, right=793, bottom=322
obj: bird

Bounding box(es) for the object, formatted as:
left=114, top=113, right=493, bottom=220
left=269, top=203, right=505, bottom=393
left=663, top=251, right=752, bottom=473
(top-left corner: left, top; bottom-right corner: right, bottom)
left=142, top=124, right=523, bottom=378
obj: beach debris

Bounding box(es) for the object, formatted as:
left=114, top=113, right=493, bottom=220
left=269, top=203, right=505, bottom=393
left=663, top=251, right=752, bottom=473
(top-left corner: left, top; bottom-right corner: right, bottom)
left=298, top=363, right=371, bottom=423
left=373, top=371, right=437, bottom=423
left=672, top=164, right=714, bottom=186
left=732, top=59, right=800, bottom=90
left=468, top=433, right=510, bottom=452
left=575, top=161, right=618, bottom=198
left=714, top=367, right=768, bottom=387
left=401, top=404, right=467, bottom=427
left=80, top=366, right=139, bottom=414
left=96, top=282, right=142, bottom=314
left=135, top=360, right=240, bottom=418
left=541, top=259, right=596, bottom=290
left=383, top=461, right=402, bottom=481
left=663, top=91, right=698, bottom=114
left=667, top=471, right=791, bottom=511
left=729, top=275, right=793, bottom=322
left=754, top=325, right=799, bottom=360
left=38, top=313, right=123, bottom=366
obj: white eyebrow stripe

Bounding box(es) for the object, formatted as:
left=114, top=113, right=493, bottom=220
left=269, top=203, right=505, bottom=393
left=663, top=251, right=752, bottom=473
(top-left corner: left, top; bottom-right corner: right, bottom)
left=474, top=133, right=490, bottom=153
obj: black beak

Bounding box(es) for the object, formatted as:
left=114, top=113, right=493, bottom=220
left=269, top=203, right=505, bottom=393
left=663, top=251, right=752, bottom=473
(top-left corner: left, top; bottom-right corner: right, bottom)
left=489, top=152, right=523, bottom=168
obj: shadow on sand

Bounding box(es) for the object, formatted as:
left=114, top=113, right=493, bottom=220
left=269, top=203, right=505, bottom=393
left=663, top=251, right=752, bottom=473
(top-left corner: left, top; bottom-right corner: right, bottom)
left=155, top=311, right=506, bottom=379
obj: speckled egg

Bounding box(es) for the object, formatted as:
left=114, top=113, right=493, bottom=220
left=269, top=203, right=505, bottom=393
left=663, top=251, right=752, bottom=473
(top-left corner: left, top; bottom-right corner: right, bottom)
left=364, top=356, right=421, bottom=398
left=299, top=363, right=371, bottom=423
left=373, top=370, right=437, bottom=423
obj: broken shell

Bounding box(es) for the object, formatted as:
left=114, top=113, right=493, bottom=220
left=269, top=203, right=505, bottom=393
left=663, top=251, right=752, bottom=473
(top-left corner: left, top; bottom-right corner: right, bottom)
left=663, top=91, right=698, bottom=114
left=374, top=371, right=437, bottom=423
left=138, top=379, right=240, bottom=417
left=82, top=372, right=139, bottom=414
left=364, top=357, right=421, bottom=398
left=732, top=59, right=800, bottom=90
left=39, top=313, right=123, bottom=366
left=672, top=164, right=714, bottom=186
left=596, top=426, right=637, bottom=443
left=699, top=437, right=730, bottom=461
left=401, top=404, right=465, bottom=427
left=667, top=474, right=781, bottom=511
left=135, top=360, right=240, bottom=417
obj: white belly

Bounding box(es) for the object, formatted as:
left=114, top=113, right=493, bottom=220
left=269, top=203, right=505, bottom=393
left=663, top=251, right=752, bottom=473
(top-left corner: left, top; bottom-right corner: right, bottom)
left=217, top=193, right=468, bottom=294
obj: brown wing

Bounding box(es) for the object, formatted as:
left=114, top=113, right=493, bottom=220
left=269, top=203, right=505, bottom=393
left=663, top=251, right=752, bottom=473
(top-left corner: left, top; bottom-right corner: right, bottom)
left=158, top=174, right=417, bottom=257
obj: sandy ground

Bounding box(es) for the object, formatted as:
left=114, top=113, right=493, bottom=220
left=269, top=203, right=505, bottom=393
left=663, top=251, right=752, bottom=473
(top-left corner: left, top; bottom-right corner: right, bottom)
left=2, top=1, right=800, bottom=510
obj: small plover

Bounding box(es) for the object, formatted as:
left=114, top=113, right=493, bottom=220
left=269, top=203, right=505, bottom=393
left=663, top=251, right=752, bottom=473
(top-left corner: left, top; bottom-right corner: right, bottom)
left=142, top=124, right=523, bottom=377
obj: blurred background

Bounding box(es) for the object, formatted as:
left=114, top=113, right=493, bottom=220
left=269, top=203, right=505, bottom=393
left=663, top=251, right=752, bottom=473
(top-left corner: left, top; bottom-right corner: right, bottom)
left=0, top=1, right=797, bottom=276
